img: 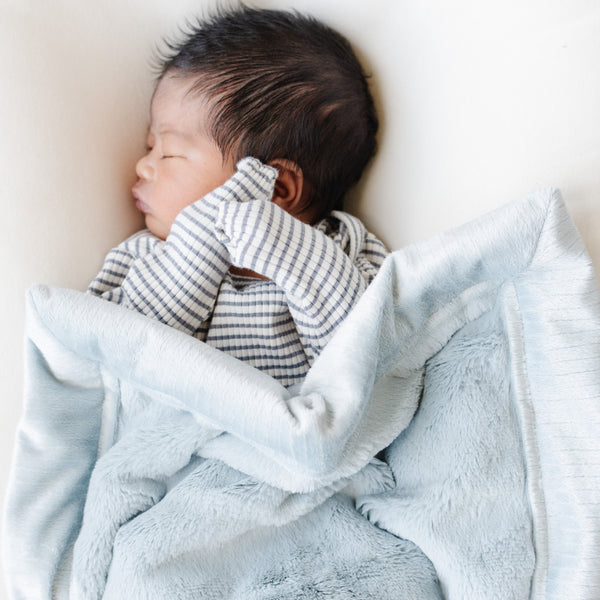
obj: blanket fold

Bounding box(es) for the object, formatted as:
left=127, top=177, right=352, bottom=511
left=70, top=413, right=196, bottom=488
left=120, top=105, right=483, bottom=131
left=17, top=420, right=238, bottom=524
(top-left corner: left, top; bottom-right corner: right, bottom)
left=4, top=188, right=600, bottom=600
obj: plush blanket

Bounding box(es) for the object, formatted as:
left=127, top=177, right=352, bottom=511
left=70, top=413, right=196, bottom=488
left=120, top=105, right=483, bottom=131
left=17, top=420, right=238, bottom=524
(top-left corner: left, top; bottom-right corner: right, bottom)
left=4, top=189, right=600, bottom=600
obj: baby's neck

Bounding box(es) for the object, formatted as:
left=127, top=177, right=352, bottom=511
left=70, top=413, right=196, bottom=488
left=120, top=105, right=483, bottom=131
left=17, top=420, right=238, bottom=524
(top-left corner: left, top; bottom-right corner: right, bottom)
left=229, top=266, right=269, bottom=280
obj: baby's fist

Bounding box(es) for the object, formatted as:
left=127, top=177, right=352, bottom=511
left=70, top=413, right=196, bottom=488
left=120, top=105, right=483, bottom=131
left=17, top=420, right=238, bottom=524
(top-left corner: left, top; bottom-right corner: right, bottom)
left=229, top=157, right=278, bottom=203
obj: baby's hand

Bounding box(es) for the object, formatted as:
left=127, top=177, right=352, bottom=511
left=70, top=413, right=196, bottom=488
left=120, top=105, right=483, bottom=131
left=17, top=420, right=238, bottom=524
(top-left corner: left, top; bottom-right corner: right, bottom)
left=169, top=158, right=277, bottom=247
left=217, top=157, right=278, bottom=204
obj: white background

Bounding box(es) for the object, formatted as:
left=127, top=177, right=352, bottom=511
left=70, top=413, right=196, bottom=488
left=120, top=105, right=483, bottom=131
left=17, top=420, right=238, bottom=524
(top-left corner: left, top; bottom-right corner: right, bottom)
left=1, top=1, right=599, bottom=596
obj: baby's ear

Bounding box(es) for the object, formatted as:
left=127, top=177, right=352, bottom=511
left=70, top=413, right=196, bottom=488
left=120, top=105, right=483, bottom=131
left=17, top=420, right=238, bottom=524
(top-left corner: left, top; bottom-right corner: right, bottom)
left=268, top=159, right=310, bottom=222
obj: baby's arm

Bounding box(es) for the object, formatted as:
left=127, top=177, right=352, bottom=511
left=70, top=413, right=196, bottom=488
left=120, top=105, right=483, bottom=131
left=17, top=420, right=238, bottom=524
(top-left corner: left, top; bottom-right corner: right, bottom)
left=88, top=160, right=277, bottom=335
left=215, top=189, right=388, bottom=360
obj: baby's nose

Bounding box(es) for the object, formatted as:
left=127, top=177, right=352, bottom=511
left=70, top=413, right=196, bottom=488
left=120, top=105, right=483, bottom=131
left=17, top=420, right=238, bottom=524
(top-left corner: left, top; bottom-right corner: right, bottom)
left=135, top=153, right=154, bottom=181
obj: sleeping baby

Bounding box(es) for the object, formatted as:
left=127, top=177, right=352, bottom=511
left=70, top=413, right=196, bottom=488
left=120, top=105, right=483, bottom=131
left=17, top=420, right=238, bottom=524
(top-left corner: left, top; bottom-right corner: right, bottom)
left=88, top=5, right=388, bottom=387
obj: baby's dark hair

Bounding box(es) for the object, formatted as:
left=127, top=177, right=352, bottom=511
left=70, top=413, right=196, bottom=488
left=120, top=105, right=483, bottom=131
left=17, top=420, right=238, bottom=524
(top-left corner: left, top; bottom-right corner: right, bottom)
left=158, top=5, right=378, bottom=222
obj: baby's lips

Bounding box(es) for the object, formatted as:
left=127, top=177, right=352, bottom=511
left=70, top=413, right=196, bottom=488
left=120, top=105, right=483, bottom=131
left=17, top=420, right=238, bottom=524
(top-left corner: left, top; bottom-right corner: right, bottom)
left=131, top=185, right=150, bottom=213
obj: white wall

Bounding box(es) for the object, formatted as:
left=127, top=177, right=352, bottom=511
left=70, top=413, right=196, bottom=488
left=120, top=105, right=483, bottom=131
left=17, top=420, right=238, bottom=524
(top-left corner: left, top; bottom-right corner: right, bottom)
left=1, top=1, right=598, bottom=596
left=270, top=0, right=600, bottom=264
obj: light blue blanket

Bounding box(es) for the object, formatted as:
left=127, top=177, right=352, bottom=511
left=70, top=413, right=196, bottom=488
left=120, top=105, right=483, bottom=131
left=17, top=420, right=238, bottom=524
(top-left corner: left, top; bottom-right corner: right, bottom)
left=4, top=189, right=600, bottom=599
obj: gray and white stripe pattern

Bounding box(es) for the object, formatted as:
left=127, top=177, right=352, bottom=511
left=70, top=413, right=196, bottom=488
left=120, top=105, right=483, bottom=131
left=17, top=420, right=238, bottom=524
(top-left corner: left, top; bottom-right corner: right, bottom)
left=88, top=157, right=388, bottom=386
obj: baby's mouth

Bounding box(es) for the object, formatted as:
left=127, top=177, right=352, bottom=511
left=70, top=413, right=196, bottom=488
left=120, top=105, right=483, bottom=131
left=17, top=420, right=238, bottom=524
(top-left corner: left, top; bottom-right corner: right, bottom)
left=135, top=198, right=150, bottom=214
left=132, top=187, right=150, bottom=213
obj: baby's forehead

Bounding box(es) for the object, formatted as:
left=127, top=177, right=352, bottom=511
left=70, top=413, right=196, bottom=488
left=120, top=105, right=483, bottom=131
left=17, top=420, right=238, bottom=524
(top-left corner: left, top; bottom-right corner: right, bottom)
left=152, top=73, right=209, bottom=110
left=149, top=77, right=213, bottom=138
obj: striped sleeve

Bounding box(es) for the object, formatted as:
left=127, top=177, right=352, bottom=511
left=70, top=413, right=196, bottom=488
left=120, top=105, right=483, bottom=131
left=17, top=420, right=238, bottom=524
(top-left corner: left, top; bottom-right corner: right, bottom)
left=87, top=158, right=277, bottom=335
left=87, top=231, right=163, bottom=300
left=215, top=200, right=388, bottom=358
left=326, top=211, right=389, bottom=282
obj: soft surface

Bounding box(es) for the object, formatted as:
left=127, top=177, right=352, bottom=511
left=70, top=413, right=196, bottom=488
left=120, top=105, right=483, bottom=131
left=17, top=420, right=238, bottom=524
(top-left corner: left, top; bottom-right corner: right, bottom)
left=4, top=189, right=600, bottom=599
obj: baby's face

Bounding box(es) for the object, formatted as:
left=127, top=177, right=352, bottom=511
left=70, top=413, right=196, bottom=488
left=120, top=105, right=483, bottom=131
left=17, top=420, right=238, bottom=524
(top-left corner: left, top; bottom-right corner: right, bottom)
left=132, top=74, right=236, bottom=240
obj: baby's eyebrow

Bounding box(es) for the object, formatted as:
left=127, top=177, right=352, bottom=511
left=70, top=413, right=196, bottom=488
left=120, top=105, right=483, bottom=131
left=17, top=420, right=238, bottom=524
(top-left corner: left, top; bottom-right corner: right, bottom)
left=157, top=128, right=181, bottom=136
left=147, top=128, right=177, bottom=140
left=153, top=128, right=196, bottom=143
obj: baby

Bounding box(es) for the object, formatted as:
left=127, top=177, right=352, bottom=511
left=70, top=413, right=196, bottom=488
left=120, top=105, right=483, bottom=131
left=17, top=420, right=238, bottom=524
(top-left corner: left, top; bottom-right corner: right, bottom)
left=88, top=6, right=388, bottom=387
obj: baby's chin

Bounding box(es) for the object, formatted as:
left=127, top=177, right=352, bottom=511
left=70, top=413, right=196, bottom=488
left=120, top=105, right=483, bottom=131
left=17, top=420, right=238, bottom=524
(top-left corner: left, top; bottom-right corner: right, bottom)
left=144, top=214, right=169, bottom=240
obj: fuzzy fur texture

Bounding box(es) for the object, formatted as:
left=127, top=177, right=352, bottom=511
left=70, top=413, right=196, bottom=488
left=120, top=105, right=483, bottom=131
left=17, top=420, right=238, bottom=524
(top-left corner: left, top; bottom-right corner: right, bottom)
left=4, top=189, right=600, bottom=599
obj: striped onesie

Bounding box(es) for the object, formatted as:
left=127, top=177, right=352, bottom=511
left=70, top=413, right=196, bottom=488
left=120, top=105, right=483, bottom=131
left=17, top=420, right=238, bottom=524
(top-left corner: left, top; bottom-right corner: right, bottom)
left=88, top=158, right=388, bottom=387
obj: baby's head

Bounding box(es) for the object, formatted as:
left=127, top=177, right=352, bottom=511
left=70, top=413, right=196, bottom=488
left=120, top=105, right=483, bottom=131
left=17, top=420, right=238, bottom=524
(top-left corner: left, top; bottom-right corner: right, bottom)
left=134, top=5, right=378, bottom=239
